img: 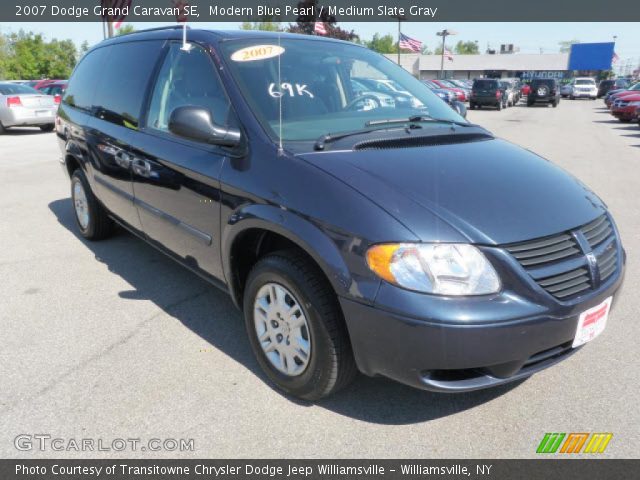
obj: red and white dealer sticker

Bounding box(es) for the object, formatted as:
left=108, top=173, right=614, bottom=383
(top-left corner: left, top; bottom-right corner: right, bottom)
left=573, top=297, right=612, bottom=348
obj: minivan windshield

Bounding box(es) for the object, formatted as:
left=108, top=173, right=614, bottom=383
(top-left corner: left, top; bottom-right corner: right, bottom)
left=220, top=37, right=463, bottom=142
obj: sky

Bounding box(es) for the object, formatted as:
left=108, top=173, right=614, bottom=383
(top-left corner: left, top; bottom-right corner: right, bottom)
left=1, top=21, right=638, bottom=68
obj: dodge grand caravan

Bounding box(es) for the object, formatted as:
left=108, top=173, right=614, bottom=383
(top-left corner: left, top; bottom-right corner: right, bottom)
left=57, top=28, right=625, bottom=400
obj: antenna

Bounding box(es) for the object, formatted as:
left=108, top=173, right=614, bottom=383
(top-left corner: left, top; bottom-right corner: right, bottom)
left=277, top=32, right=283, bottom=155
left=180, top=22, right=192, bottom=51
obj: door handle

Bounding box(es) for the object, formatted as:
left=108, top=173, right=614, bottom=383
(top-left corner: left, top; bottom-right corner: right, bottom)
left=113, top=151, right=133, bottom=168
left=131, top=158, right=152, bottom=178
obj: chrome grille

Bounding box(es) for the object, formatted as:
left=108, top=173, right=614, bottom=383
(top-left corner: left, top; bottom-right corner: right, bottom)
left=505, top=214, right=619, bottom=300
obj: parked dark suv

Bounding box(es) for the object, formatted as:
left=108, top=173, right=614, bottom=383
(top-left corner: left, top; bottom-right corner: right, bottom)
left=57, top=28, right=625, bottom=400
left=470, top=78, right=504, bottom=110
left=527, top=78, right=560, bottom=107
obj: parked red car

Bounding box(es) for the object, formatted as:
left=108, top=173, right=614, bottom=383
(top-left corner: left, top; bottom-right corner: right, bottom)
left=610, top=94, right=640, bottom=122
left=32, top=79, right=65, bottom=90
left=521, top=84, right=531, bottom=96
left=429, top=79, right=467, bottom=102
left=605, top=83, right=640, bottom=107
left=36, top=81, right=67, bottom=104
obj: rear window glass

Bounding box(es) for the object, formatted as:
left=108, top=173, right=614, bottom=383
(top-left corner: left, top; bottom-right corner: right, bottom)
left=473, top=80, right=498, bottom=89
left=0, top=84, right=39, bottom=95
left=531, top=79, right=555, bottom=87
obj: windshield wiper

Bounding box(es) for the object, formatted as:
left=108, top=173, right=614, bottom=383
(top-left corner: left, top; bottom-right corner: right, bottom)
left=314, top=127, right=388, bottom=151
left=365, top=115, right=471, bottom=128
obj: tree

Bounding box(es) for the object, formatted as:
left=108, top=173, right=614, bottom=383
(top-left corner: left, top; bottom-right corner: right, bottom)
left=0, top=30, right=78, bottom=79
left=558, top=39, right=580, bottom=53
left=364, top=33, right=398, bottom=54
left=287, top=0, right=358, bottom=42
left=454, top=40, right=479, bottom=55
left=116, top=24, right=136, bottom=36
left=240, top=21, right=282, bottom=31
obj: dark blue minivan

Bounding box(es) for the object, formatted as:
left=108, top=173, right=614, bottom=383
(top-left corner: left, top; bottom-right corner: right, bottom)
left=57, top=27, right=625, bottom=400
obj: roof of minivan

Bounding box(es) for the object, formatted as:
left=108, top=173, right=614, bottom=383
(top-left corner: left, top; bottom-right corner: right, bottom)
left=96, top=27, right=358, bottom=48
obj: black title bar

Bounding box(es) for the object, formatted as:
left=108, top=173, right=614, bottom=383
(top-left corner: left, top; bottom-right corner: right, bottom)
left=5, top=0, right=640, bottom=22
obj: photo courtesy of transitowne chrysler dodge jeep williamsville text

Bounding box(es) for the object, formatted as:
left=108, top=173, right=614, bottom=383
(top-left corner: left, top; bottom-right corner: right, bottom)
left=56, top=27, right=625, bottom=400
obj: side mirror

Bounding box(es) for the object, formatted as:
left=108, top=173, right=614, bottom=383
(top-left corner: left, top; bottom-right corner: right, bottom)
left=168, top=106, right=241, bottom=147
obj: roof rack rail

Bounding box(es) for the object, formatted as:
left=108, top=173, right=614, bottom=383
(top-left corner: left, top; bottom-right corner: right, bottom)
left=132, top=25, right=191, bottom=33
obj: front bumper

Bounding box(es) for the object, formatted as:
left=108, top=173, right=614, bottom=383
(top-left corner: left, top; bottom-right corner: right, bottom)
left=612, top=108, right=639, bottom=121
left=1, top=106, right=56, bottom=127
left=341, top=250, right=625, bottom=393
left=572, top=90, right=597, bottom=98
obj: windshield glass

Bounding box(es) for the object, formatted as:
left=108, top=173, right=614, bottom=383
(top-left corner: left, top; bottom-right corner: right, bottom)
left=575, top=79, right=595, bottom=85
left=220, top=37, right=462, bottom=142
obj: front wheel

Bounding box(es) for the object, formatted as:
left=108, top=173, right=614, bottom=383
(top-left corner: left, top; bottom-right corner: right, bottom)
left=40, top=124, right=54, bottom=132
left=243, top=251, right=357, bottom=400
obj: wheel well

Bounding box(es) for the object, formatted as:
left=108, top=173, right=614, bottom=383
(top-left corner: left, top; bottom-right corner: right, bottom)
left=65, top=154, right=81, bottom=177
left=230, top=229, right=330, bottom=309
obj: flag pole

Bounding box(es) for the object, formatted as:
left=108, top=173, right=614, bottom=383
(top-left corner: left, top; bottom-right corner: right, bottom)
left=397, top=19, right=401, bottom=65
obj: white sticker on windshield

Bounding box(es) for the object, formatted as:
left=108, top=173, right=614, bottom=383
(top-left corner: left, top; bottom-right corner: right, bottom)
left=231, top=45, right=285, bottom=62
left=268, top=83, right=314, bottom=98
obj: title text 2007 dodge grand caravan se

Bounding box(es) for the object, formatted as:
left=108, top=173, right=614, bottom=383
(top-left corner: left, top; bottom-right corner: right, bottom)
left=56, top=28, right=625, bottom=400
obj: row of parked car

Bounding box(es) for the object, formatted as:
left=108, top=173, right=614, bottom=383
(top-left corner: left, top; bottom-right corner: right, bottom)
left=603, top=80, right=640, bottom=125
left=0, top=79, right=67, bottom=134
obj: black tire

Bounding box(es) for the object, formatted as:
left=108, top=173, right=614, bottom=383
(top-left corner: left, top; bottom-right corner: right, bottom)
left=469, top=103, right=476, bottom=110
left=496, top=102, right=502, bottom=111
left=0, top=122, right=6, bottom=134
left=243, top=250, right=357, bottom=401
left=552, top=100, right=558, bottom=108
left=70, top=169, right=114, bottom=240
left=39, top=124, right=54, bottom=132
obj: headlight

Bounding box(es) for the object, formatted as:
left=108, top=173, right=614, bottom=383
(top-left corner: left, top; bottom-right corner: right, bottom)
left=366, top=243, right=501, bottom=295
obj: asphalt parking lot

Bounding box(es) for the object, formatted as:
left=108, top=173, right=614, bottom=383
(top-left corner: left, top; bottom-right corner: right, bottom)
left=1, top=99, right=639, bottom=459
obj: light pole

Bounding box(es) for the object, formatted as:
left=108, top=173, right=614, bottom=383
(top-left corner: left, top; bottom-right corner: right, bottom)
left=394, top=14, right=407, bottom=65
left=436, top=29, right=457, bottom=79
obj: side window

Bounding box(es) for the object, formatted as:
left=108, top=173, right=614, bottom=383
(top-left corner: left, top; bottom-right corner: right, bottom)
left=63, top=48, right=108, bottom=111
left=147, top=43, right=233, bottom=134
left=92, top=41, right=163, bottom=130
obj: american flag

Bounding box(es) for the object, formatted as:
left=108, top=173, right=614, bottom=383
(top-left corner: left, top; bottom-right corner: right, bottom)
left=444, top=49, right=454, bottom=61
left=399, top=33, right=422, bottom=53
left=172, top=0, right=190, bottom=22
left=100, top=0, right=131, bottom=24
left=314, top=21, right=328, bottom=35
left=612, top=51, right=620, bottom=64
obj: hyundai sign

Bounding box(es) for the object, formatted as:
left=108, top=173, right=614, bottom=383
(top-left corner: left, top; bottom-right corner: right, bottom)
left=569, top=43, right=615, bottom=71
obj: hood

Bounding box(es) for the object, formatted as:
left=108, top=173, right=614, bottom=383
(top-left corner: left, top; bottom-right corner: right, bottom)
left=299, top=137, right=605, bottom=245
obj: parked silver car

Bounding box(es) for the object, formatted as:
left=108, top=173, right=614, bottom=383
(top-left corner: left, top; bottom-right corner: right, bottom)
left=0, top=82, right=57, bottom=133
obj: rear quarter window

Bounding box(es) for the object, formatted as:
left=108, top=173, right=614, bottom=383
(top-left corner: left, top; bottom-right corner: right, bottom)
left=63, top=48, right=108, bottom=111
left=91, top=40, right=163, bottom=129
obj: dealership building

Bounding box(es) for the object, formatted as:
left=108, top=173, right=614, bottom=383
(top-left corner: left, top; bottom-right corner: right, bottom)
left=389, top=42, right=616, bottom=80
left=391, top=53, right=571, bottom=80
